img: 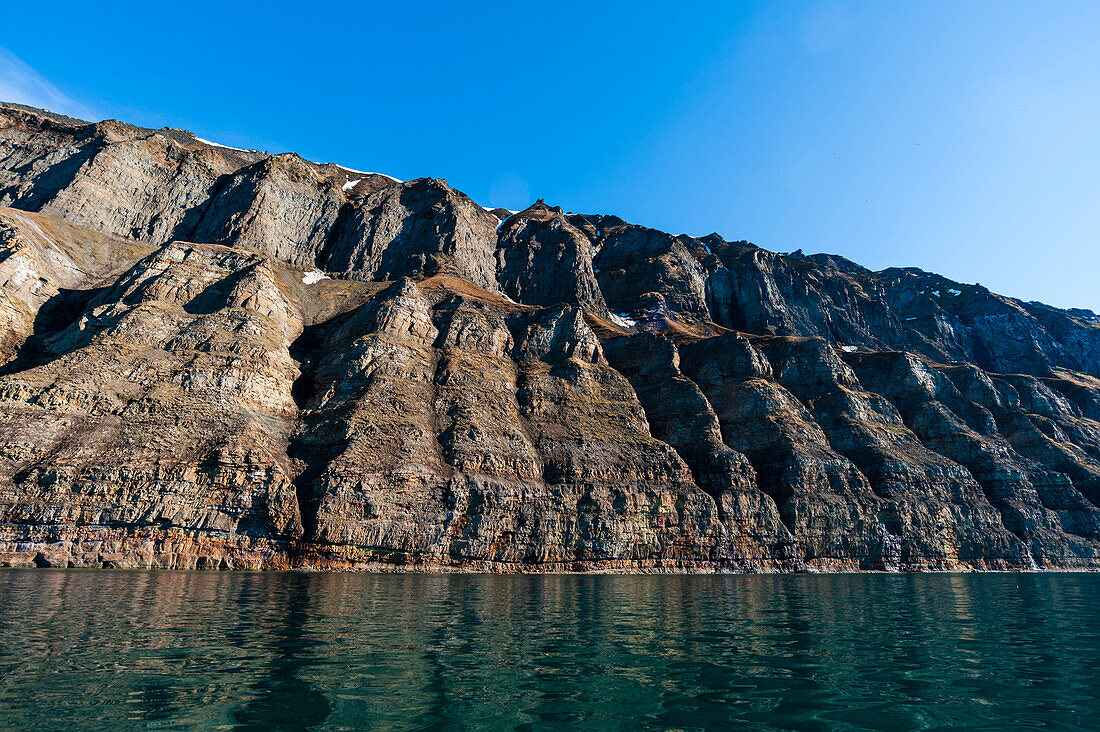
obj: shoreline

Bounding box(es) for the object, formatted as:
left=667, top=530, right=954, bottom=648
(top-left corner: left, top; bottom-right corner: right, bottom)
left=4, top=542, right=1098, bottom=574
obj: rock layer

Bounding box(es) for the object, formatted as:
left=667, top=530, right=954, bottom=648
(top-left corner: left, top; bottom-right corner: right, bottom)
left=1, top=102, right=1099, bottom=571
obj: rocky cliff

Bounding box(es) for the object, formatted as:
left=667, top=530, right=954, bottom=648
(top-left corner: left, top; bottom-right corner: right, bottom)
left=2, top=102, right=1099, bottom=571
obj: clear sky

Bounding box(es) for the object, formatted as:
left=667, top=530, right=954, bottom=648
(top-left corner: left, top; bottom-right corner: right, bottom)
left=2, top=1, right=1097, bottom=310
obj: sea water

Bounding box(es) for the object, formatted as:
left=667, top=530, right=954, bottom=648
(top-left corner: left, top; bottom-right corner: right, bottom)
left=0, top=571, right=1096, bottom=730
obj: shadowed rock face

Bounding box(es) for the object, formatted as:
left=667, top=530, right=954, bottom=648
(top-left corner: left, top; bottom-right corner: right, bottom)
left=321, top=177, right=500, bottom=290
left=187, top=154, right=346, bottom=268
left=496, top=201, right=606, bottom=310
left=594, top=224, right=710, bottom=323
left=1, top=102, right=1100, bottom=571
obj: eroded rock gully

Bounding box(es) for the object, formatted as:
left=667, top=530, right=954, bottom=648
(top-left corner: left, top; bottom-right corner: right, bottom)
left=1, top=102, right=1099, bottom=571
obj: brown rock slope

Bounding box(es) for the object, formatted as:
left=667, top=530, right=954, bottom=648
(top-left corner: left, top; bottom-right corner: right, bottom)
left=1, top=102, right=1099, bottom=570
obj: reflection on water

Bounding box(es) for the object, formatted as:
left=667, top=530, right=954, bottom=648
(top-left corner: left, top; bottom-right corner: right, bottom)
left=0, top=571, right=1097, bottom=730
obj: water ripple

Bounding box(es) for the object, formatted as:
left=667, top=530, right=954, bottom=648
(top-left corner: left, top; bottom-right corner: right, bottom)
left=0, top=572, right=1097, bottom=730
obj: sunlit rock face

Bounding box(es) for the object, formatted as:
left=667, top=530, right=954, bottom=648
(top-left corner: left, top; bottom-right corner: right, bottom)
left=1, top=102, right=1100, bottom=571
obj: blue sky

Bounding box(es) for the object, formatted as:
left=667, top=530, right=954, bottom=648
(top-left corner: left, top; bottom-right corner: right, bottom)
left=2, top=1, right=1098, bottom=310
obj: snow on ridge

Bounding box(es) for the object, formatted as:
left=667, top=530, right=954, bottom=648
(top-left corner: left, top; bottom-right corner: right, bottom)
left=482, top=206, right=519, bottom=229
left=302, top=269, right=330, bottom=285
left=609, top=312, right=637, bottom=328
left=331, top=164, right=403, bottom=183
left=482, top=205, right=518, bottom=227
left=191, top=134, right=251, bottom=152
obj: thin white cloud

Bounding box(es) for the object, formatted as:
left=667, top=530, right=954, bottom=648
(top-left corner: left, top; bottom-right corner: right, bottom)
left=0, top=45, right=96, bottom=120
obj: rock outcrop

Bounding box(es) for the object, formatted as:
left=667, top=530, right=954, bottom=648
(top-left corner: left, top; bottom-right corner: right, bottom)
left=496, top=201, right=605, bottom=310
left=1, top=101, right=1099, bottom=571
left=321, top=177, right=501, bottom=290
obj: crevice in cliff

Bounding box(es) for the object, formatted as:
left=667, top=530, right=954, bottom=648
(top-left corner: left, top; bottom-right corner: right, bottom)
left=741, top=467, right=799, bottom=538
left=987, top=407, right=1100, bottom=513
left=606, top=372, right=732, bottom=522
left=0, top=285, right=107, bottom=376
left=313, top=201, right=352, bottom=273
left=427, top=346, right=455, bottom=481
left=888, top=410, right=1087, bottom=558
left=166, top=170, right=234, bottom=245
left=284, top=310, right=359, bottom=548
left=6, top=141, right=101, bottom=212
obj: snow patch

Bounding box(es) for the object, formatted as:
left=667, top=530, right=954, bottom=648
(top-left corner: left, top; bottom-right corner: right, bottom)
left=931, top=290, right=941, bottom=298
left=609, top=312, right=637, bottom=328
left=329, top=164, right=403, bottom=183
left=905, top=316, right=918, bottom=321
left=342, top=178, right=361, bottom=192
left=302, top=269, right=330, bottom=285
left=839, top=344, right=859, bottom=352
left=192, top=134, right=250, bottom=152
left=483, top=205, right=519, bottom=229
left=946, top=288, right=961, bottom=296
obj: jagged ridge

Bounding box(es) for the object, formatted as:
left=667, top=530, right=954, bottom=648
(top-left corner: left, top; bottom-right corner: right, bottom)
left=1, top=102, right=1098, bottom=571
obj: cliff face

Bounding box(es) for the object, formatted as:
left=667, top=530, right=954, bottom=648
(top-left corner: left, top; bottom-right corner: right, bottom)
left=2, top=102, right=1099, bottom=571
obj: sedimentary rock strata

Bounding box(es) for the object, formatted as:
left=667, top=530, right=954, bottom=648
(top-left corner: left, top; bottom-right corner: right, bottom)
left=1, top=101, right=1099, bottom=571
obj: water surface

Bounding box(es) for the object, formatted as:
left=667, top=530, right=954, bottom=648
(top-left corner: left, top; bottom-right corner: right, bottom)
left=0, top=571, right=1097, bottom=730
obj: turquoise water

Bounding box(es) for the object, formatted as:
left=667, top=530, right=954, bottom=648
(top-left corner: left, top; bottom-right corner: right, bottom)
left=0, top=571, right=1097, bottom=730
